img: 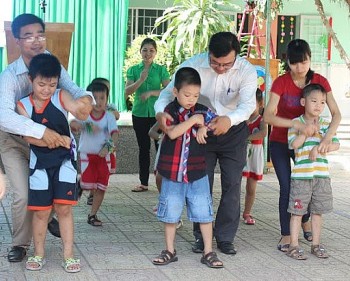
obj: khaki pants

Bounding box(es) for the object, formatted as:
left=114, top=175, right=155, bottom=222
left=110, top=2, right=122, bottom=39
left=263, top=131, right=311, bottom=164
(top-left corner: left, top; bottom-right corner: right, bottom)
left=0, top=131, right=32, bottom=247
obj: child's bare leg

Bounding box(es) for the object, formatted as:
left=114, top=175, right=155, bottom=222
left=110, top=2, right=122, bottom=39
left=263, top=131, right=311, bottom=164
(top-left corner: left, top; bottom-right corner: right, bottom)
left=55, top=204, right=74, bottom=259
left=290, top=214, right=302, bottom=247
left=243, top=178, right=257, bottom=215
left=311, top=214, right=322, bottom=246
left=165, top=223, right=176, bottom=253
left=153, top=223, right=176, bottom=263
left=32, top=209, right=51, bottom=257
left=200, top=222, right=213, bottom=254
left=201, top=222, right=223, bottom=267
left=90, top=189, right=105, bottom=216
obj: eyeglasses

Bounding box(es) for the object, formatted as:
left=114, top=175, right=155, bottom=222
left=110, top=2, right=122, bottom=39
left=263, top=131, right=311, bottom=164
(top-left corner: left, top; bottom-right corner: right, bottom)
left=18, top=35, right=46, bottom=43
left=209, top=56, right=235, bottom=69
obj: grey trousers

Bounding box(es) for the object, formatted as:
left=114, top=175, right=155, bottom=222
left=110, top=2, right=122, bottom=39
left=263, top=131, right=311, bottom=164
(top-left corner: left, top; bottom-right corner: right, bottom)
left=0, top=131, right=32, bottom=247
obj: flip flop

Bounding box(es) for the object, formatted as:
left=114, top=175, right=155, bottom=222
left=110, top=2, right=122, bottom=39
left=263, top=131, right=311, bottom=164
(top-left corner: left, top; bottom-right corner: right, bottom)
left=131, top=185, right=149, bottom=192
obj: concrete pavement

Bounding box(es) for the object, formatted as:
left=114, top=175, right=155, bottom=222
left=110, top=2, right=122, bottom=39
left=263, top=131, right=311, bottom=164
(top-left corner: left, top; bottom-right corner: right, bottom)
left=0, top=141, right=350, bottom=281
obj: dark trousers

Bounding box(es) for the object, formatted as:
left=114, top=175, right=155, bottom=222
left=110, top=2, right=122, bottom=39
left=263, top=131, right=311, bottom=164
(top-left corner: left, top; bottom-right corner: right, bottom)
left=269, top=141, right=310, bottom=236
left=132, top=115, right=158, bottom=186
left=193, top=122, right=249, bottom=243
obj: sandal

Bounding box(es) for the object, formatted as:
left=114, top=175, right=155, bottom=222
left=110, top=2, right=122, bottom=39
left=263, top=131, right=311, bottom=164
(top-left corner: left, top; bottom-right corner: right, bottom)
left=286, top=246, right=307, bottom=260
left=311, top=245, right=329, bottom=258
left=62, top=257, right=81, bottom=273
left=87, top=214, right=102, bottom=226
left=243, top=214, right=255, bottom=225
left=152, top=249, right=178, bottom=265
left=277, top=237, right=290, bottom=252
left=201, top=251, right=224, bottom=268
left=131, top=185, right=148, bottom=192
left=26, top=256, right=46, bottom=271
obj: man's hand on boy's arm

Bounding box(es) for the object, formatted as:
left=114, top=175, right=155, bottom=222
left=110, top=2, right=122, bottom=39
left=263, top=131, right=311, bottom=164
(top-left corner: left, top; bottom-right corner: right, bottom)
left=61, top=90, right=92, bottom=121
left=208, top=116, right=231, bottom=136
left=156, top=112, right=174, bottom=134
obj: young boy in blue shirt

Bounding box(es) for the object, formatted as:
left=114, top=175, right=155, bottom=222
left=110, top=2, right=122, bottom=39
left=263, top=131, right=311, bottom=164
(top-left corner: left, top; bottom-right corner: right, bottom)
left=152, top=67, right=223, bottom=268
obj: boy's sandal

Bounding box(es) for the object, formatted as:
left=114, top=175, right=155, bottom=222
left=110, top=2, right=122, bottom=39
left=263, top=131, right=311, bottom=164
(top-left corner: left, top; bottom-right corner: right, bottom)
left=286, top=246, right=307, bottom=260
left=152, top=249, right=178, bottom=265
left=311, top=245, right=329, bottom=258
left=303, top=231, right=313, bottom=242
left=87, top=214, right=102, bottom=226
left=243, top=214, right=256, bottom=225
left=200, top=251, right=224, bottom=268
left=131, top=185, right=149, bottom=192
left=26, top=256, right=46, bottom=271
left=62, top=257, right=81, bottom=273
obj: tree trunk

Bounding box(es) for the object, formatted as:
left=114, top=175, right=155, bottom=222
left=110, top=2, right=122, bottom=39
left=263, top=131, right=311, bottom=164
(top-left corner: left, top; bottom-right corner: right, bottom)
left=314, top=0, right=350, bottom=70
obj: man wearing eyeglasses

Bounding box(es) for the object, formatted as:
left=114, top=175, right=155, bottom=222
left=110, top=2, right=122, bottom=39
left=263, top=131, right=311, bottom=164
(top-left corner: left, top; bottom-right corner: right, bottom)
left=155, top=32, right=257, bottom=255
left=0, top=13, right=93, bottom=262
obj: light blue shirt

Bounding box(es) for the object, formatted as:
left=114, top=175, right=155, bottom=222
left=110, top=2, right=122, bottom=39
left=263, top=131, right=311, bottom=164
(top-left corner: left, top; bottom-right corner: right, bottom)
left=0, top=54, right=92, bottom=139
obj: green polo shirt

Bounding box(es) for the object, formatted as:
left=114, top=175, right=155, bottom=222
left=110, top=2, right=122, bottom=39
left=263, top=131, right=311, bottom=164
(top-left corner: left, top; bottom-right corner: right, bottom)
left=127, top=62, right=170, bottom=117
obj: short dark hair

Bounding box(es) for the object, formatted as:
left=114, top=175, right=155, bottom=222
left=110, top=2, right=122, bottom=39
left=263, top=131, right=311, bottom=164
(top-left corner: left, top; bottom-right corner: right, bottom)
left=256, top=88, right=263, bottom=102
left=87, top=82, right=109, bottom=98
left=140, top=38, right=157, bottom=51
left=28, top=53, right=61, bottom=80
left=209, top=32, right=240, bottom=58
left=91, top=77, right=110, bottom=90
left=174, top=67, right=201, bottom=91
left=302, top=83, right=327, bottom=98
left=11, top=13, right=45, bottom=39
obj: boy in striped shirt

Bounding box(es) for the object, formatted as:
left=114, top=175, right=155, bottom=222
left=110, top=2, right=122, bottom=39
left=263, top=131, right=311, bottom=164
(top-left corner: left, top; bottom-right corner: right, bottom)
left=287, top=83, right=340, bottom=260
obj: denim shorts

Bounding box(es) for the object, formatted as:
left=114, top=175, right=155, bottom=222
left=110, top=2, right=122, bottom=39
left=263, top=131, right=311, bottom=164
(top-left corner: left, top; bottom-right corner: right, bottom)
left=157, top=176, right=214, bottom=224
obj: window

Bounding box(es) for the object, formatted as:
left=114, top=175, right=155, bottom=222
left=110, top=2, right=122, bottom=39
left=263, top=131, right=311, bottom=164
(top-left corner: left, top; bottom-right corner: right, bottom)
left=127, top=8, right=167, bottom=46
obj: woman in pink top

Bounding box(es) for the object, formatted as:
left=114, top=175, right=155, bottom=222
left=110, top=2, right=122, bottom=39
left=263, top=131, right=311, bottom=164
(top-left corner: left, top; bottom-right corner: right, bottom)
left=264, top=39, right=341, bottom=252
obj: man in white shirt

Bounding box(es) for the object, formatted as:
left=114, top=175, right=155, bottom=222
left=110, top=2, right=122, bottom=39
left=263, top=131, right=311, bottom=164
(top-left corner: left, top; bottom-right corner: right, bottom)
left=155, top=32, right=257, bottom=255
left=0, top=13, right=93, bottom=262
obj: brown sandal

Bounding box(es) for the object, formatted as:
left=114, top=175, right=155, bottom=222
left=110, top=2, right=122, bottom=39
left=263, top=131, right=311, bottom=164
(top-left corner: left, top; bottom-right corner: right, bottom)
left=87, top=214, right=102, bottom=226
left=311, top=245, right=329, bottom=258
left=152, top=250, right=178, bottom=265
left=201, top=252, right=224, bottom=268
left=286, top=246, right=307, bottom=260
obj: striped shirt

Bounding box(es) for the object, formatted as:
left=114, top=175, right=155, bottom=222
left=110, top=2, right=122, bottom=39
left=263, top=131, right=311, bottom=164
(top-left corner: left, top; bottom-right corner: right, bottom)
left=288, top=115, right=339, bottom=179
left=0, top=53, right=91, bottom=139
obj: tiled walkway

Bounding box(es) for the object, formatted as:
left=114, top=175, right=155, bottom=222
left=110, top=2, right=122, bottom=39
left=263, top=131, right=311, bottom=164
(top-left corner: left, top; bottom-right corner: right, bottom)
left=1, top=142, right=350, bottom=281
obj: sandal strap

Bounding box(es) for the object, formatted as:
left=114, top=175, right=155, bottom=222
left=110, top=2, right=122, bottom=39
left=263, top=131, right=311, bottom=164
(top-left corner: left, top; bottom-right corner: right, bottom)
left=203, top=251, right=220, bottom=263
left=157, top=249, right=176, bottom=262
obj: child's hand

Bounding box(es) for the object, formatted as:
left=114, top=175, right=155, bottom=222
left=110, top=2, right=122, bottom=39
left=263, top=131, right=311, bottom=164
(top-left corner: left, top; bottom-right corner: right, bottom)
left=309, top=146, right=319, bottom=161
left=196, top=127, right=207, bottom=144
left=98, top=145, right=109, bottom=158
left=70, top=121, right=83, bottom=134
left=62, top=136, right=72, bottom=149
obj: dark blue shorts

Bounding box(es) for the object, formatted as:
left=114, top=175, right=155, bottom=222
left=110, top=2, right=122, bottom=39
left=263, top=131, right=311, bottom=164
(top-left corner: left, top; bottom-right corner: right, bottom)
left=28, top=159, right=78, bottom=210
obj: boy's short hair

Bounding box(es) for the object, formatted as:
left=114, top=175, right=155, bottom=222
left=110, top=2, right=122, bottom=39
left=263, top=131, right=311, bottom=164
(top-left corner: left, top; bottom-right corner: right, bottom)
left=302, top=83, right=327, bottom=98
left=91, top=77, right=110, bottom=90
left=174, top=67, right=201, bottom=91
left=28, top=53, right=61, bottom=80
left=87, top=82, right=109, bottom=98
left=209, top=32, right=241, bottom=58
left=12, top=13, right=45, bottom=39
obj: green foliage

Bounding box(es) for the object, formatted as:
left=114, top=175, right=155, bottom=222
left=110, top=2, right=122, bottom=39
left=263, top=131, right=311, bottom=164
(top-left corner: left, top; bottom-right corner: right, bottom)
left=153, top=0, right=240, bottom=70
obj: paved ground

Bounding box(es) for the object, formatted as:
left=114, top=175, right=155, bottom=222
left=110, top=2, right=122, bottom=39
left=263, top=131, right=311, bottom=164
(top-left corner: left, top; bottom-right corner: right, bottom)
left=1, top=141, right=350, bottom=281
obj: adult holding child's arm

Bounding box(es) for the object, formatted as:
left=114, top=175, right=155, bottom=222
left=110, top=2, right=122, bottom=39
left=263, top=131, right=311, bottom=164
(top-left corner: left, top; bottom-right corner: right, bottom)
left=263, top=39, right=341, bottom=252
left=0, top=13, right=94, bottom=262
left=155, top=32, right=257, bottom=255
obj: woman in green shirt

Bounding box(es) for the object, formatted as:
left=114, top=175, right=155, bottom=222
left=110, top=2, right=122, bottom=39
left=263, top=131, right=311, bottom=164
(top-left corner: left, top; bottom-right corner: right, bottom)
left=125, top=38, right=170, bottom=192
